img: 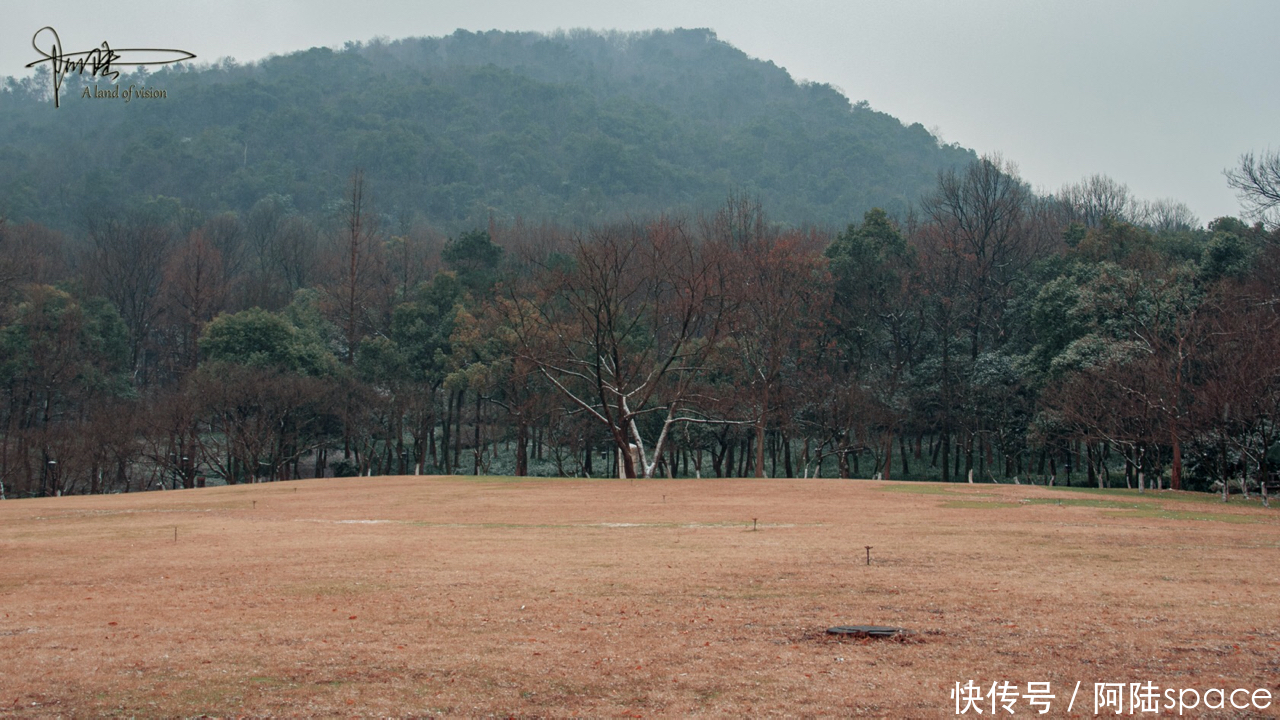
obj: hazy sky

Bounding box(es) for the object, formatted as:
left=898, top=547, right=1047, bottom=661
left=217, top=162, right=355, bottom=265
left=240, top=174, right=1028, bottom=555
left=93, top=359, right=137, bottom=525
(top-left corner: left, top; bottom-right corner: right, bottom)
left=5, top=0, right=1276, bottom=224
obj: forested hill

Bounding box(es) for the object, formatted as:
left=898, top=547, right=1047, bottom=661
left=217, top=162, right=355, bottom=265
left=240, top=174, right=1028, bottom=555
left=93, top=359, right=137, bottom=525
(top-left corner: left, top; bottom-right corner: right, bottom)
left=0, top=28, right=974, bottom=231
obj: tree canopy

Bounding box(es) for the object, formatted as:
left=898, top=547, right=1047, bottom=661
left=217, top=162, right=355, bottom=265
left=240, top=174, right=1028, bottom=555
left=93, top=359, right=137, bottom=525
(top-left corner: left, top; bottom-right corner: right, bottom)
left=0, top=29, right=973, bottom=233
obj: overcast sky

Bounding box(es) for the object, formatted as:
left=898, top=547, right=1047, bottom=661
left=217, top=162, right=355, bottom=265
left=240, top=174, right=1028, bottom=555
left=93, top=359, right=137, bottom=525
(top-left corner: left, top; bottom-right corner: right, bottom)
left=5, top=0, right=1276, bottom=224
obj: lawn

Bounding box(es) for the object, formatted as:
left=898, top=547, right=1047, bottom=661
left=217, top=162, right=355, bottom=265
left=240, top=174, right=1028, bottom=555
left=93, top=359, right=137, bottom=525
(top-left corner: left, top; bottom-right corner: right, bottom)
left=1, top=477, right=1277, bottom=717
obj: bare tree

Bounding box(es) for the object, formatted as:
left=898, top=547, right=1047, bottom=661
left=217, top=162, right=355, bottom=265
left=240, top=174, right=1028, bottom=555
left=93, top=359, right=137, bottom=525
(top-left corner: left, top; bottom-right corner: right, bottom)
left=241, top=195, right=294, bottom=310
left=705, top=196, right=832, bottom=477
left=143, top=385, right=204, bottom=489
left=1226, top=150, right=1280, bottom=230
left=162, top=230, right=227, bottom=373
left=199, top=213, right=247, bottom=282
left=84, top=212, right=173, bottom=379
left=724, top=227, right=830, bottom=477
left=1134, top=198, right=1200, bottom=233
left=0, top=221, right=67, bottom=302
left=1195, top=251, right=1280, bottom=500
left=323, top=170, right=385, bottom=366
left=193, top=365, right=331, bottom=483
left=275, top=216, right=321, bottom=293
left=504, top=218, right=735, bottom=478
left=925, top=155, right=1037, bottom=361
left=1058, top=174, right=1138, bottom=228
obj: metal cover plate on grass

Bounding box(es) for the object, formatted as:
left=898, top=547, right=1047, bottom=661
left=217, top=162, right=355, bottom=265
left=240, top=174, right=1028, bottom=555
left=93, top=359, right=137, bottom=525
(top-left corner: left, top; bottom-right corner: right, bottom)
left=826, top=625, right=911, bottom=638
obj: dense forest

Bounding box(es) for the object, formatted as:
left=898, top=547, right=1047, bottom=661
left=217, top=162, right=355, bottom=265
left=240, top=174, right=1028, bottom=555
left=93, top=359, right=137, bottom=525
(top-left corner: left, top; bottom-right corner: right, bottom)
left=0, top=28, right=972, bottom=231
left=2, top=29, right=1279, bottom=499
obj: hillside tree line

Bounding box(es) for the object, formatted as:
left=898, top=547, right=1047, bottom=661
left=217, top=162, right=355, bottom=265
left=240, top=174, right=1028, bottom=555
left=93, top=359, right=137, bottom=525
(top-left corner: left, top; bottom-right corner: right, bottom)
left=3, top=153, right=1279, bottom=499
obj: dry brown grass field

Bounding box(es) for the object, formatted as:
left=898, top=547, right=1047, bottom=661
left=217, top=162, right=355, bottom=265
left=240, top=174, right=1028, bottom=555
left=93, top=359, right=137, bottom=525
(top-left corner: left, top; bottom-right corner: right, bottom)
left=1, top=476, right=1278, bottom=718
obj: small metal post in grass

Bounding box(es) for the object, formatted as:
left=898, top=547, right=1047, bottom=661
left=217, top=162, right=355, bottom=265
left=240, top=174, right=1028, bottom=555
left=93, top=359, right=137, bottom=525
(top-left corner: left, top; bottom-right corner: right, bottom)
left=753, top=518, right=758, bottom=531
left=865, top=546, right=873, bottom=565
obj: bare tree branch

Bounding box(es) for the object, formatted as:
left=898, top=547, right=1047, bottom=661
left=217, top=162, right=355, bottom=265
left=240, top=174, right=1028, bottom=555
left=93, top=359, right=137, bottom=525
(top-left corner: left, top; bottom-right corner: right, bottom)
left=1226, top=150, right=1280, bottom=229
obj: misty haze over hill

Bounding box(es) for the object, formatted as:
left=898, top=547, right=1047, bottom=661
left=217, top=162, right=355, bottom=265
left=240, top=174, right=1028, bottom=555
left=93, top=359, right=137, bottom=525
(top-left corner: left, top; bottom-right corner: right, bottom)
left=0, top=28, right=974, bottom=231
